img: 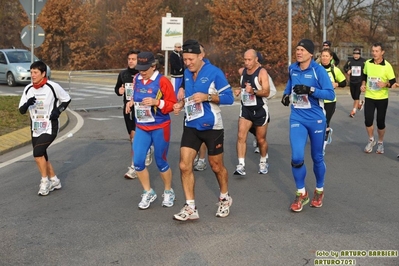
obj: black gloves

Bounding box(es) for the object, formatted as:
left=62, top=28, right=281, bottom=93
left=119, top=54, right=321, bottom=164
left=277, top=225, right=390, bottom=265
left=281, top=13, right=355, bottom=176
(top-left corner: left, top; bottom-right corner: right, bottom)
left=19, top=96, right=36, bottom=114
left=27, top=96, right=36, bottom=106
left=293, top=85, right=311, bottom=95
left=281, top=94, right=290, bottom=106
left=49, top=108, right=61, bottom=120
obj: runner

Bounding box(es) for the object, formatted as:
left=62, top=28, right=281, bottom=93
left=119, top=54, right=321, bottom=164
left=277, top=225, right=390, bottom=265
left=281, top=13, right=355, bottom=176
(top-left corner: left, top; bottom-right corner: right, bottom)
left=19, top=61, right=71, bottom=196
left=319, top=48, right=347, bottom=154
left=281, top=39, right=335, bottom=212
left=361, top=42, right=397, bottom=154
left=234, top=49, right=271, bottom=175
left=114, top=49, right=154, bottom=179
left=172, top=39, right=234, bottom=221
left=125, top=51, right=177, bottom=209
left=343, top=48, right=366, bottom=118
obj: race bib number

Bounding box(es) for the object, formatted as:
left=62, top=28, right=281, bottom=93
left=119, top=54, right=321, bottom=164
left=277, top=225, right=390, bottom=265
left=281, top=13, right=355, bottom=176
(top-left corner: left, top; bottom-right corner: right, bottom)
left=33, top=116, right=49, bottom=134
left=184, top=96, right=204, bottom=121
left=368, top=77, right=380, bottom=90
left=241, top=88, right=256, bottom=106
left=292, top=92, right=311, bottom=109
left=351, top=66, right=361, bottom=76
left=125, top=83, right=133, bottom=101
left=134, top=102, right=155, bottom=123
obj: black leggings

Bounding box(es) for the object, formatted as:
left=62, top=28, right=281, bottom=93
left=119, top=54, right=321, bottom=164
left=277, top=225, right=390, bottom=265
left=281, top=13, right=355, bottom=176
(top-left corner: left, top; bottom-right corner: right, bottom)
left=364, top=98, right=388, bottom=129
left=32, top=133, right=57, bottom=159
left=350, top=82, right=362, bottom=100
left=324, top=102, right=336, bottom=128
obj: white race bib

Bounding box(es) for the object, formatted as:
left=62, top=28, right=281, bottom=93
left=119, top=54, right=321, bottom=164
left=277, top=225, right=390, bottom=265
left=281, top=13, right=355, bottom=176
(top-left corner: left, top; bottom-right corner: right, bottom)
left=368, top=77, right=380, bottom=90
left=241, top=88, right=256, bottom=106
left=134, top=102, right=155, bottom=123
left=292, top=93, right=311, bottom=109
left=184, top=96, right=204, bottom=121
left=351, top=66, right=361, bottom=76
left=125, top=83, right=133, bottom=101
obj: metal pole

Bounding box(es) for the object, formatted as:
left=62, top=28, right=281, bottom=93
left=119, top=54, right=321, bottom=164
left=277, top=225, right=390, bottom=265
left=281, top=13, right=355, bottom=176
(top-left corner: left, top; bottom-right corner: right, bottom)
left=323, top=0, right=327, bottom=42
left=164, top=51, right=168, bottom=76
left=30, top=0, right=35, bottom=63
left=288, top=0, right=292, bottom=66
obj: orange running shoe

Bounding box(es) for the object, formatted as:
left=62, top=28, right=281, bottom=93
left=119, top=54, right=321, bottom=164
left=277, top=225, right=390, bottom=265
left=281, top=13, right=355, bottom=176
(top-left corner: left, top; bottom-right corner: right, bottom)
left=349, top=111, right=355, bottom=118
left=290, top=191, right=309, bottom=212
left=310, top=190, right=324, bottom=208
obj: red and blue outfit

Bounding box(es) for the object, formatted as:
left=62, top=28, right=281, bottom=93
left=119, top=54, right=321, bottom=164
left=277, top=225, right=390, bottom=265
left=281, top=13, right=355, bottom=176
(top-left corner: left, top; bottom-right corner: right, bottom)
left=132, top=70, right=177, bottom=171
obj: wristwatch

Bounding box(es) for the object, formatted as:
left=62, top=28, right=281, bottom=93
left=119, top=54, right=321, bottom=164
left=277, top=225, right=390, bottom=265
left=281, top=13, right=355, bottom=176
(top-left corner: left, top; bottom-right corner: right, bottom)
left=207, top=94, right=212, bottom=102
left=310, top=87, right=315, bottom=94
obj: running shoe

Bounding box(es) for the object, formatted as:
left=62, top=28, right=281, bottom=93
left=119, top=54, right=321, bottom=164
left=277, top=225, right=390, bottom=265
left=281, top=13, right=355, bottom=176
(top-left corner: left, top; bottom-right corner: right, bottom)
left=138, top=189, right=157, bottom=209
left=162, top=188, right=175, bottom=207
left=376, top=142, right=384, bottom=154
left=233, top=164, right=246, bottom=176
left=193, top=153, right=199, bottom=167
left=258, top=162, right=269, bottom=174
left=310, top=190, right=324, bottom=208
left=252, top=139, right=257, bottom=148
left=194, top=160, right=207, bottom=171
left=358, top=100, right=364, bottom=111
left=326, top=128, right=333, bottom=145
left=216, top=196, right=233, bottom=218
left=349, top=111, right=355, bottom=118
left=50, top=177, right=62, bottom=191
left=38, top=179, right=51, bottom=196
left=290, top=191, right=309, bottom=212
left=124, top=166, right=137, bottom=179
left=173, top=204, right=199, bottom=221
left=254, top=147, right=260, bottom=153
left=364, top=139, right=376, bottom=153
left=145, top=146, right=154, bottom=166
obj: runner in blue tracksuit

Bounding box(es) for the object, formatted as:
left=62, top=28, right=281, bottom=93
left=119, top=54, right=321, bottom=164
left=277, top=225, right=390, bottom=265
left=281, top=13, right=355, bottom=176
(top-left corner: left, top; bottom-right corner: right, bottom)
left=281, top=39, right=335, bottom=212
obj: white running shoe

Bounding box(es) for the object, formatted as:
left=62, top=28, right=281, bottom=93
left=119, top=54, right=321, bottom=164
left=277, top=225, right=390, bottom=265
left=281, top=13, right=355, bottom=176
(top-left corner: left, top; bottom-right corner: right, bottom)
left=376, top=142, right=384, bottom=154
left=364, top=139, right=376, bottom=153
left=326, top=128, right=333, bottom=145
left=162, top=189, right=175, bottom=207
left=124, top=166, right=137, bottom=179
left=194, top=160, right=207, bottom=171
left=233, top=164, right=246, bottom=176
left=258, top=162, right=269, bottom=174
left=358, top=100, right=364, bottom=111
left=173, top=204, right=199, bottom=221
left=138, top=189, right=157, bottom=209
left=252, top=139, right=257, bottom=148
left=38, top=179, right=51, bottom=196
left=254, top=147, right=260, bottom=153
left=145, top=146, right=154, bottom=166
left=216, top=196, right=233, bottom=218
left=50, top=178, right=62, bottom=191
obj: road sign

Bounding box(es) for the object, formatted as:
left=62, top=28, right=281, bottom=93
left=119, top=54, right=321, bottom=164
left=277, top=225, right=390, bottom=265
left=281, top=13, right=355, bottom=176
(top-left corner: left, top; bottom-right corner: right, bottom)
left=20, top=25, right=45, bottom=48
left=19, top=0, right=47, bottom=21
left=161, top=16, right=183, bottom=51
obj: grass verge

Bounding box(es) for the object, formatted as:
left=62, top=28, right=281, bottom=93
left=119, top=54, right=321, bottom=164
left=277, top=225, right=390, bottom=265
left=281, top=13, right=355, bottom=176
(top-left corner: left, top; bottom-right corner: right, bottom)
left=0, top=96, right=30, bottom=136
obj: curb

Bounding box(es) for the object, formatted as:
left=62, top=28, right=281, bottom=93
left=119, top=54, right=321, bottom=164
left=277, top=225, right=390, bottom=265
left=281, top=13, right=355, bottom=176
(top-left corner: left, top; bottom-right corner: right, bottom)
left=0, top=112, right=69, bottom=155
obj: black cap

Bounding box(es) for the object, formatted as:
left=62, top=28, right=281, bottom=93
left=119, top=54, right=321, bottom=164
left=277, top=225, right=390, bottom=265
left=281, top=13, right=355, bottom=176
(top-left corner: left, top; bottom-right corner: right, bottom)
left=136, top=52, right=155, bottom=71
left=297, top=39, right=315, bottom=55
left=182, top=39, right=201, bottom=54
left=353, top=48, right=361, bottom=54
left=323, top=41, right=331, bottom=46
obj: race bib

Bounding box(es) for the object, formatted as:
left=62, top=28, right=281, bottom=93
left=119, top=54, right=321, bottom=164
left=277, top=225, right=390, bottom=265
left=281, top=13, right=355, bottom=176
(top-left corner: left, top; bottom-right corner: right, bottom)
left=241, top=88, right=256, bottom=106
left=351, top=66, right=361, bottom=76
left=184, top=96, right=204, bottom=121
left=33, top=116, right=49, bottom=134
left=134, top=102, right=155, bottom=123
left=368, top=77, right=380, bottom=90
left=125, top=83, right=133, bottom=101
left=292, top=92, right=311, bottom=109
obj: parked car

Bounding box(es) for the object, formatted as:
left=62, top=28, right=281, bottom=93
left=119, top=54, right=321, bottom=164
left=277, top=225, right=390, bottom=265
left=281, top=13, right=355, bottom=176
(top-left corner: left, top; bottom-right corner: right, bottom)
left=0, top=48, right=51, bottom=86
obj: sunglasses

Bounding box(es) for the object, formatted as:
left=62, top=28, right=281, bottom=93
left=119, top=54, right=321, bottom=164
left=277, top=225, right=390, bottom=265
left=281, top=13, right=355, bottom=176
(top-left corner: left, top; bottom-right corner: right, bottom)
left=353, top=52, right=360, bottom=55
left=175, top=46, right=182, bottom=48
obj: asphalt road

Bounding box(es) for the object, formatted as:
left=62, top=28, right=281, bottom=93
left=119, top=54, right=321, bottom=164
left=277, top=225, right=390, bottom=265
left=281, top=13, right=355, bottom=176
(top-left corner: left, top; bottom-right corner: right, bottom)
left=1, top=80, right=399, bottom=265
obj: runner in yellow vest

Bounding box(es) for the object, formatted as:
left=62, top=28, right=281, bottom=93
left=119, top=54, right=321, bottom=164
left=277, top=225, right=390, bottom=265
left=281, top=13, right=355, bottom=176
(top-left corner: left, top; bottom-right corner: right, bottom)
left=360, top=42, right=397, bottom=154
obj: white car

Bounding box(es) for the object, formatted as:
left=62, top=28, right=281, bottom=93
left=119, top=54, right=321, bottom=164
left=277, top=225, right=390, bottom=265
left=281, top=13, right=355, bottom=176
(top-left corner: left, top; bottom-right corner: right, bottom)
left=0, top=48, right=51, bottom=86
